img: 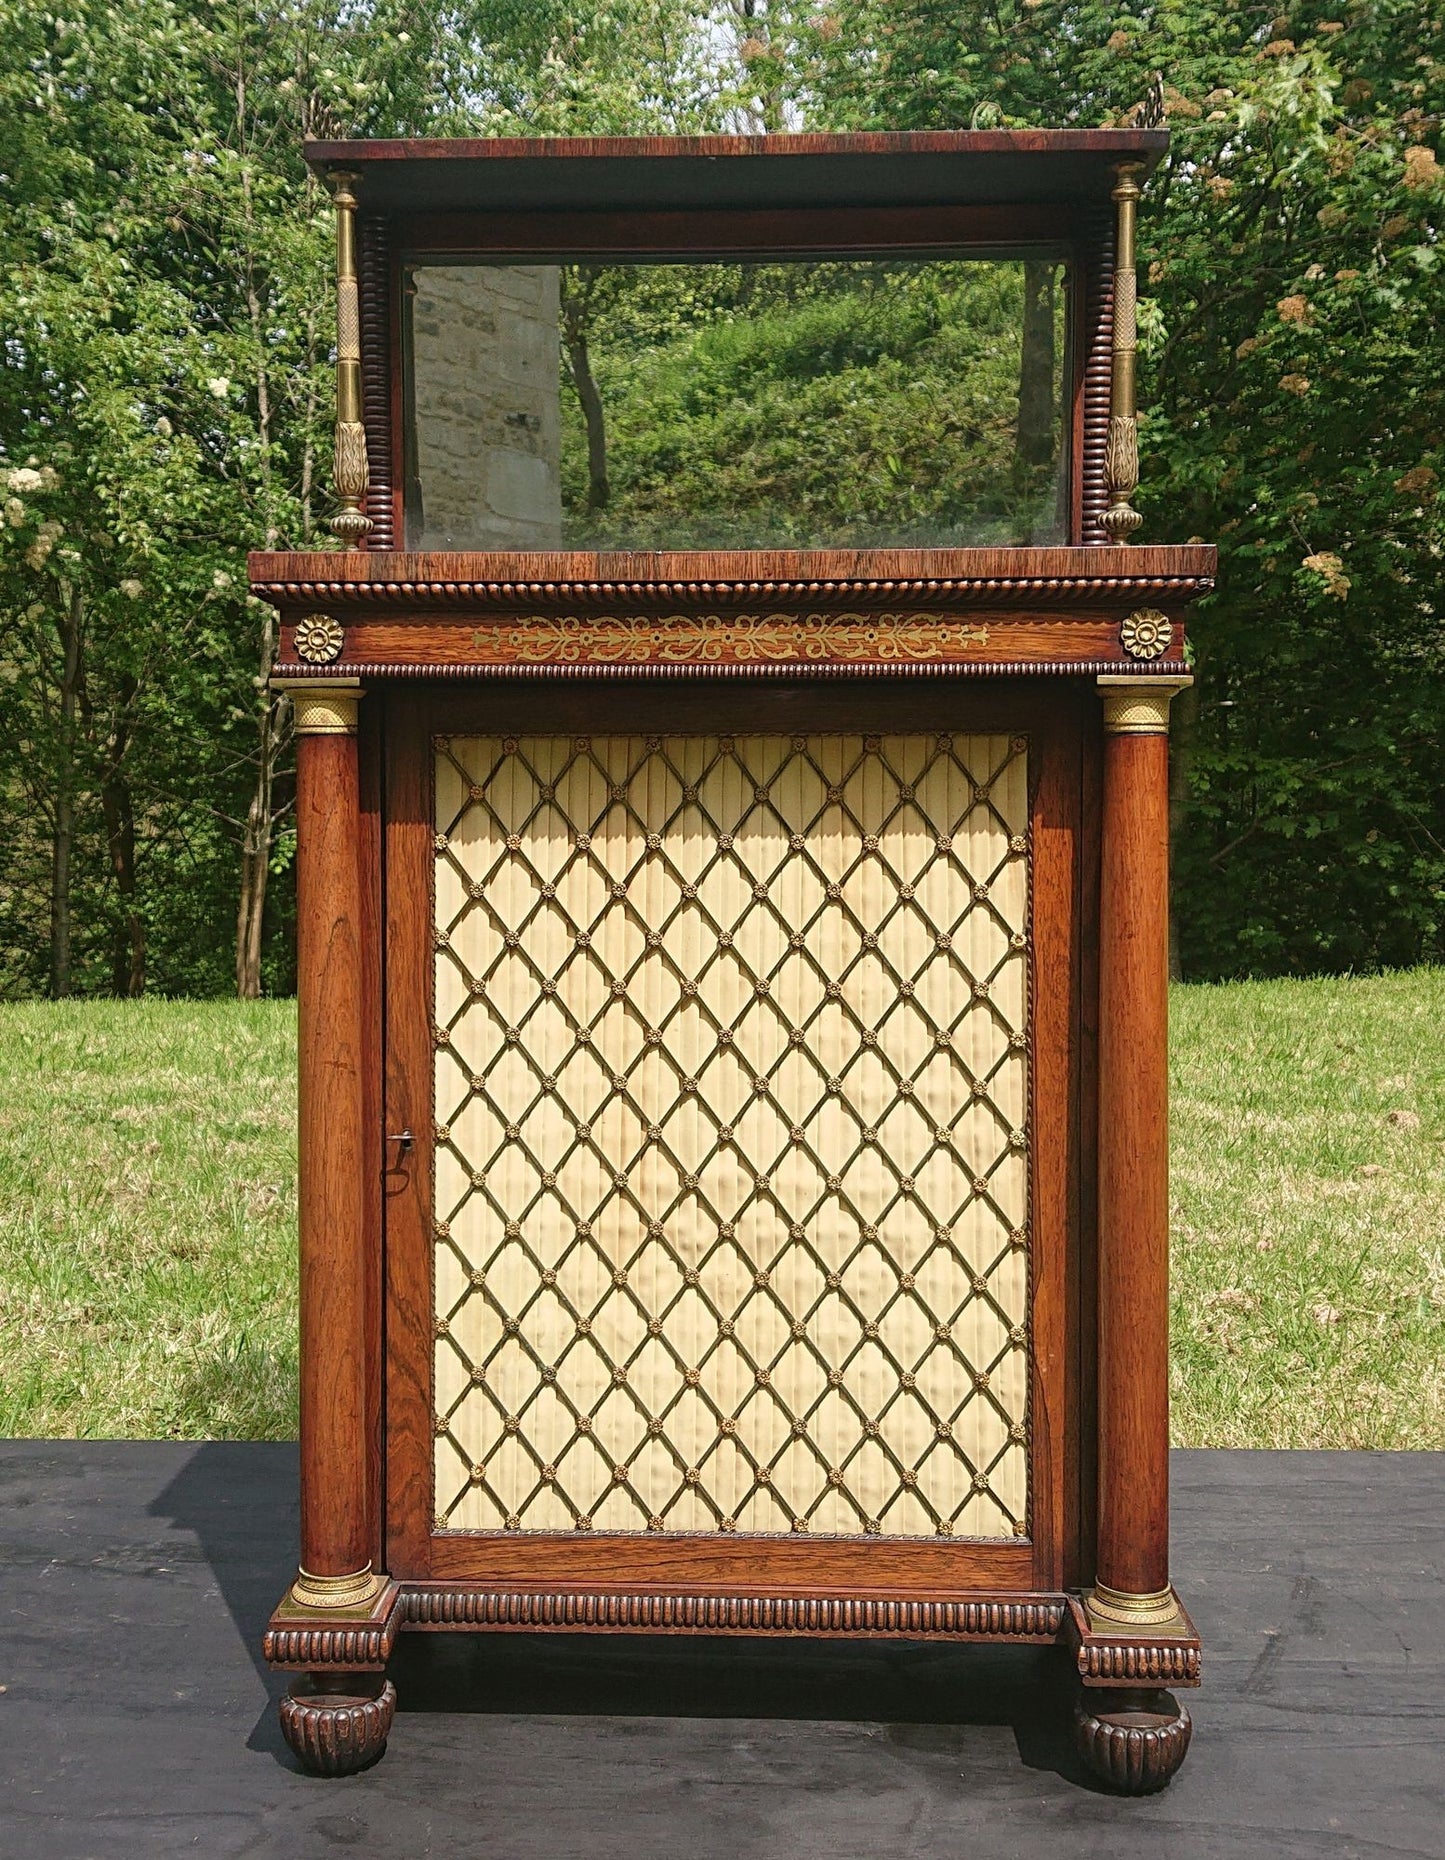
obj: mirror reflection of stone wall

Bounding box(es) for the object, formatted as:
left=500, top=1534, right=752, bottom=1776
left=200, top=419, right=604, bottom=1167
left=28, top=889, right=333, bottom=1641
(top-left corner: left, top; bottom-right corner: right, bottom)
left=406, top=265, right=563, bottom=551
left=403, top=257, right=1068, bottom=552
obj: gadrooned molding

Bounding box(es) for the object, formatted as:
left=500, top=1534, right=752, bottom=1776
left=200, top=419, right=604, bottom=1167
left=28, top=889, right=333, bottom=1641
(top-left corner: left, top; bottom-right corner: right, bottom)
left=1073, top=1691, right=1193, bottom=1794
left=263, top=1622, right=395, bottom=1670
left=1075, top=1639, right=1202, bottom=1686
left=252, top=573, right=1214, bottom=611
left=279, top=1680, right=396, bottom=1776
left=397, top=1588, right=1067, bottom=1637
left=271, top=658, right=1188, bottom=682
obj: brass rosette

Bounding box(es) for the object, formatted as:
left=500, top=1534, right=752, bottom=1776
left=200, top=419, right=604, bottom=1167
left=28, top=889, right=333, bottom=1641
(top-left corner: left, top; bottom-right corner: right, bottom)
left=1119, top=608, right=1173, bottom=661
left=294, top=614, right=345, bottom=665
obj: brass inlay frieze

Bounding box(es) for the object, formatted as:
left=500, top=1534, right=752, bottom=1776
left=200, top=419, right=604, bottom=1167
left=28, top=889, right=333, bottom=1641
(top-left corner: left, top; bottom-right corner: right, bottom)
left=466, top=614, right=990, bottom=667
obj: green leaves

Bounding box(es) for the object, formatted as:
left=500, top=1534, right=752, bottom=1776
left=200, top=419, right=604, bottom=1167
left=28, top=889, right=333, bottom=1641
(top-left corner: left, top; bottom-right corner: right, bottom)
left=801, top=1, right=1445, bottom=975
left=553, top=258, right=1066, bottom=548
left=2, top=0, right=1441, bottom=991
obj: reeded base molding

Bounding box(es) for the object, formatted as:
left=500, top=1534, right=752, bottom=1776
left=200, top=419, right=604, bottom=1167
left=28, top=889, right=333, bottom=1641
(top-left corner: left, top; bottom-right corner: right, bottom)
left=259, top=1579, right=1203, bottom=1787
left=266, top=1575, right=400, bottom=1670
left=397, top=1585, right=1067, bottom=1639
left=1064, top=1592, right=1202, bottom=1688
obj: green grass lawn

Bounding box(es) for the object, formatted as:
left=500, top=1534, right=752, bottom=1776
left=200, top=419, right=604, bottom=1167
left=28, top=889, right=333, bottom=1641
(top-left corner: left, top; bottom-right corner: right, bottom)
left=1, top=974, right=1441, bottom=1446
left=1170, top=969, right=1445, bottom=1448
left=0, top=1000, right=298, bottom=1439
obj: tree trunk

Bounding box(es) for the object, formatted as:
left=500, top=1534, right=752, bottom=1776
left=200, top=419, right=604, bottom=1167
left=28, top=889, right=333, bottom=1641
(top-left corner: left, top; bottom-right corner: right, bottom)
left=561, top=272, right=610, bottom=511
left=731, top=0, right=787, bottom=132
left=1017, top=260, right=1056, bottom=467
left=1168, top=677, right=1200, bottom=982
left=235, top=621, right=283, bottom=1000
left=49, top=586, right=84, bottom=999
left=96, top=685, right=145, bottom=996
left=235, top=815, right=270, bottom=999
left=233, top=71, right=286, bottom=1002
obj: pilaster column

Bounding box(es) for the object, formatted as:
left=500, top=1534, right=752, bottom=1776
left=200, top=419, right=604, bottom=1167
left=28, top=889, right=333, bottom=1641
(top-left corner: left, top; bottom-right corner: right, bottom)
left=1091, top=675, right=1191, bottom=1632
left=287, top=680, right=381, bottom=1610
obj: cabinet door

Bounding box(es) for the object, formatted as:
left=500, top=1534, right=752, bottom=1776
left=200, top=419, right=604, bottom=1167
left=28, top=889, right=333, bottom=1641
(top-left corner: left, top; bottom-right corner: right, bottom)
left=381, top=682, right=1091, bottom=1601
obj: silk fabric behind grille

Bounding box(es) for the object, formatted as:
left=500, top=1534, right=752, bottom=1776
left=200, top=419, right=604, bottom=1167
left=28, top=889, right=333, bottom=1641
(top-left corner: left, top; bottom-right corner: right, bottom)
left=432, top=732, right=1030, bottom=1539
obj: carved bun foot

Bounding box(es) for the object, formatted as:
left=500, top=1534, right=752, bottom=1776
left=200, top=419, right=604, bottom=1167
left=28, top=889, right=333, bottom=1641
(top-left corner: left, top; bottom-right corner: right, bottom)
left=279, top=1677, right=395, bottom=1775
left=1073, top=1687, right=1191, bottom=1793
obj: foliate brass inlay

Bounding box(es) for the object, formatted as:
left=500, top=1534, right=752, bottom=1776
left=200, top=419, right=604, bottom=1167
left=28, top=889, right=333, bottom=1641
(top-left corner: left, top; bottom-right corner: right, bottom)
left=294, top=614, right=345, bottom=664
left=1098, top=675, right=1192, bottom=736
left=430, top=732, right=1032, bottom=1540
left=1086, top=1582, right=1186, bottom=1631
left=289, top=1563, right=386, bottom=1611
left=1119, top=609, right=1172, bottom=661
left=466, top=614, right=990, bottom=668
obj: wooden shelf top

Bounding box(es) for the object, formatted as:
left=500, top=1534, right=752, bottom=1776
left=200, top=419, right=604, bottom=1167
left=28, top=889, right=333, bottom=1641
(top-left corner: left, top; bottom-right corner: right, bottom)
left=251, top=544, right=1214, bottom=596
left=304, top=130, right=1169, bottom=215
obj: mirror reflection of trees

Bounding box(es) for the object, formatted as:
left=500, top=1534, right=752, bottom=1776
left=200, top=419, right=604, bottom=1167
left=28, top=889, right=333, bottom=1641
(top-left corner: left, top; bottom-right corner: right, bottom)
left=559, top=267, right=612, bottom=513
left=549, top=258, right=1068, bottom=550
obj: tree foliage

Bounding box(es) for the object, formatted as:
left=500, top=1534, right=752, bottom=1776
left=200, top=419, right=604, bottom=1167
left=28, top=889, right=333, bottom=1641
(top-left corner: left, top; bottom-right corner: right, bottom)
left=804, top=0, right=1445, bottom=975
left=1, top=0, right=1440, bottom=992
left=0, top=0, right=444, bottom=996
left=554, top=258, right=1066, bottom=548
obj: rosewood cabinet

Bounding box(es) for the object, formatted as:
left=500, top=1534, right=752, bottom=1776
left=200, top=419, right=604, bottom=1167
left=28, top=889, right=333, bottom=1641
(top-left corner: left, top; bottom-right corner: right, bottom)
left=252, top=130, right=1210, bottom=1792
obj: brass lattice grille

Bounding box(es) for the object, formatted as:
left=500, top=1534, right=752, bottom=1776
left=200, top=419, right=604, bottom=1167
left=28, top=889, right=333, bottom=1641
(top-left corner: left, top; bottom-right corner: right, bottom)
left=431, top=732, right=1030, bottom=1539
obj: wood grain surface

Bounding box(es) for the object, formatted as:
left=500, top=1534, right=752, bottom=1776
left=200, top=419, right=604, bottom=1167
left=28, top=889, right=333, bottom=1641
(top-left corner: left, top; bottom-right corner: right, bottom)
left=274, top=613, right=1188, bottom=678
left=295, top=728, right=374, bottom=1577
left=394, top=203, right=1084, bottom=258
left=306, top=129, right=1170, bottom=165
left=1095, top=729, right=1172, bottom=1597
left=251, top=544, right=1216, bottom=601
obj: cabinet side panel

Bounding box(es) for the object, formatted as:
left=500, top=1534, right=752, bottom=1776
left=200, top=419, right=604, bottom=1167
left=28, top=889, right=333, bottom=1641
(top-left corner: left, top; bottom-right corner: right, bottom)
left=1026, top=707, right=1085, bottom=1589
left=359, top=696, right=386, bottom=1569
left=384, top=695, right=438, bottom=1576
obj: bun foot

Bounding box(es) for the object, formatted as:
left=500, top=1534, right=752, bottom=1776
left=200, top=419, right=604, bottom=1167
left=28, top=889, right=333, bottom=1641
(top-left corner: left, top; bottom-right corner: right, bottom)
left=279, top=1676, right=396, bottom=1775
left=1073, top=1687, right=1191, bottom=1793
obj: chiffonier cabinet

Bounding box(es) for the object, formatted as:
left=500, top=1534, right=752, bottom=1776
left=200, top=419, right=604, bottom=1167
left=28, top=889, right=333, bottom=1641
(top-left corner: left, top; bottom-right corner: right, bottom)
left=250, top=129, right=1211, bottom=1792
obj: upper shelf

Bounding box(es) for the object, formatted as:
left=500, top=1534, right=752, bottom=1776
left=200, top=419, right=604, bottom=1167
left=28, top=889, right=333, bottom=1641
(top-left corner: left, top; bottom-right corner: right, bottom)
left=303, top=130, right=1170, bottom=216
left=249, top=543, right=1217, bottom=604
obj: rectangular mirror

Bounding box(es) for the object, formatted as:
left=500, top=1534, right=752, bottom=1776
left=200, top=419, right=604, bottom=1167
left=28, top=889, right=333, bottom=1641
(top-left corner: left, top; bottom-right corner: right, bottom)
left=403, top=256, right=1071, bottom=553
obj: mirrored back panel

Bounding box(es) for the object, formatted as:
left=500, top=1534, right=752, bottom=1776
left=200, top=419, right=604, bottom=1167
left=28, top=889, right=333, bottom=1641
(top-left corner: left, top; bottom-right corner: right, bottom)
left=403, top=256, right=1071, bottom=553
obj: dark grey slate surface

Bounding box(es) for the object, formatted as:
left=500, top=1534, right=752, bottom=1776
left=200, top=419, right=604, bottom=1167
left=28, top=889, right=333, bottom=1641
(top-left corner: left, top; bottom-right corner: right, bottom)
left=1, top=1443, right=1440, bottom=1858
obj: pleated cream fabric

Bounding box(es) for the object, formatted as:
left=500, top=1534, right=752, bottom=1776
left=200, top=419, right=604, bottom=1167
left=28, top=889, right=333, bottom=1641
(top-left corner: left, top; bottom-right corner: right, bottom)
left=432, top=733, right=1030, bottom=1539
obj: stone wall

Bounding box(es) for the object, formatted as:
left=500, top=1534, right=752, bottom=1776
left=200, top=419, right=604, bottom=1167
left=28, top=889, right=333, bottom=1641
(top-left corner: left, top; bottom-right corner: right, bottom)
left=407, top=264, right=562, bottom=550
